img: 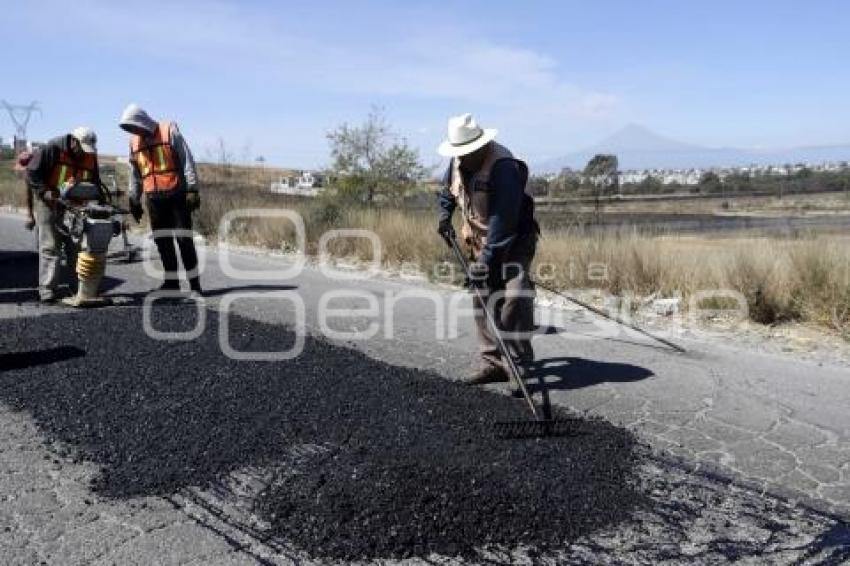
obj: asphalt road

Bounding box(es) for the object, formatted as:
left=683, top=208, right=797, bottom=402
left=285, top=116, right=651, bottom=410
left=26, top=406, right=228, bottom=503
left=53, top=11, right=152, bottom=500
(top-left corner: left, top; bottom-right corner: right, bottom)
left=1, top=212, right=849, bottom=564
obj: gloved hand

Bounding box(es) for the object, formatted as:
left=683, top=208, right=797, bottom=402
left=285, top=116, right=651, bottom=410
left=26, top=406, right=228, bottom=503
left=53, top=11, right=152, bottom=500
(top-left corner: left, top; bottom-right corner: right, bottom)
left=25, top=216, right=35, bottom=231
left=465, top=261, right=490, bottom=289
left=39, top=188, right=57, bottom=204
left=129, top=198, right=143, bottom=223
left=437, top=217, right=456, bottom=246
left=186, top=192, right=201, bottom=212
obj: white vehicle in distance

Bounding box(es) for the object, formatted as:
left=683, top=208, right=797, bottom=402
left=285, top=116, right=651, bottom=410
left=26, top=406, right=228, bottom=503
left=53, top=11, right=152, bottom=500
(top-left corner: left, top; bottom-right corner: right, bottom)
left=270, top=170, right=324, bottom=197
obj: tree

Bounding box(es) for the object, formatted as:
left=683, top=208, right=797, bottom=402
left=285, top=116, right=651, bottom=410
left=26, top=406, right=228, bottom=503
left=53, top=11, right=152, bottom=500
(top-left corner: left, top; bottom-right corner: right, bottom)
left=698, top=171, right=723, bottom=194
left=326, top=107, right=427, bottom=204
left=795, top=167, right=813, bottom=179
left=527, top=176, right=550, bottom=197
left=583, top=154, right=619, bottom=220
left=583, top=154, right=619, bottom=189
left=549, top=172, right=580, bottom=196
left=725, top=172, right=752, bottom=193
left=203, top=138, right=235, bottom=183
left=637, top=174, right=663, bottom=193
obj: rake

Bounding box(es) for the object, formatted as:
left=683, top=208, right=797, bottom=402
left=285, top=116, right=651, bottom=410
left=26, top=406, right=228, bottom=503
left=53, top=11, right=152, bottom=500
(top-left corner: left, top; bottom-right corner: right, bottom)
left=534, top=281, right=686, bottom=353
left=446, top=234, right=576, bottom=439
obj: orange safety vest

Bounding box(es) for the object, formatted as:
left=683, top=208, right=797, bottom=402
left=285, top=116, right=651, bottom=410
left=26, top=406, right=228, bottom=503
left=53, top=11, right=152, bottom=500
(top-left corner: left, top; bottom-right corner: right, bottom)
left=47, top=150, right=98, bottom=191
left=129, top=121, right=180, bottom=194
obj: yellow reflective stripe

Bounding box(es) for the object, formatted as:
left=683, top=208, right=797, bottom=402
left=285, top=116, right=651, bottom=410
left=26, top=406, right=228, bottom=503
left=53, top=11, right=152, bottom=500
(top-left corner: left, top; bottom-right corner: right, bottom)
left=156, top=146, right=167, bottom=171
left=138, top=152, right=152, bottom=176
left=57, top=165, right=68, bottom=186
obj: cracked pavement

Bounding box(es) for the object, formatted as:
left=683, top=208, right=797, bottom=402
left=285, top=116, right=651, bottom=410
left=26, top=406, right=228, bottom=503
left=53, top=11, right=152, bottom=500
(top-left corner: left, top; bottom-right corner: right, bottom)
left=1, top=213, right=849, bottom=563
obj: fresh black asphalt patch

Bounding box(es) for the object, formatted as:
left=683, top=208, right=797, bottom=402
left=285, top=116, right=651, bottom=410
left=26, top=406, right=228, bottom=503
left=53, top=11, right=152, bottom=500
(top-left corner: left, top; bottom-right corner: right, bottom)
left=1, top=305, right=848, bottom=563
left=0, top=305, right=643, bottom=560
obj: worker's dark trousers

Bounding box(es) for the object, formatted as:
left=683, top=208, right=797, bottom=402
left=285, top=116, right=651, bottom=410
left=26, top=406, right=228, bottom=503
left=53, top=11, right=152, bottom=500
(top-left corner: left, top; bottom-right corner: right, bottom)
left=146, top=192, right=199, bottom=289
left=474, top=233, right=536, bottom=373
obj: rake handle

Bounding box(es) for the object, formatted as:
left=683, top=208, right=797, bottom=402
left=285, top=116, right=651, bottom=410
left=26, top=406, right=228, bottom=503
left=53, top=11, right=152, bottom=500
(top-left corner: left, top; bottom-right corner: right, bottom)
left=535, top=281, right=686, bottom=353
left=447, top=235, right=540, bottom=420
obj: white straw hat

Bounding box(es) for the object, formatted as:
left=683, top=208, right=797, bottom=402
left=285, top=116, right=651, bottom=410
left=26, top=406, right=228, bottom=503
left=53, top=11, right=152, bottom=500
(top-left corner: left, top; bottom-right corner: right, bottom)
left=437, top=113, right=497, bottom=157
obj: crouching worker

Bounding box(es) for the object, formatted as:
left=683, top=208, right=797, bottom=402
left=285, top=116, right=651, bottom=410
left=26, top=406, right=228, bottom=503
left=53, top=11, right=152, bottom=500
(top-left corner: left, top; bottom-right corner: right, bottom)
left=119, top=104, right=202, bottom=294
left=436, top=113, right=539, bottom=386
left=25, top=128, right=101, bottom=303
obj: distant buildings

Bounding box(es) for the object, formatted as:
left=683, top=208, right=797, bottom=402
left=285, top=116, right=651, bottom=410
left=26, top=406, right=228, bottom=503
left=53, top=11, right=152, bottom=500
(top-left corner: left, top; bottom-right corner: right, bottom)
left=604, top=160, right=849, bottom=186
left=620, top=168, right=704, bottom=186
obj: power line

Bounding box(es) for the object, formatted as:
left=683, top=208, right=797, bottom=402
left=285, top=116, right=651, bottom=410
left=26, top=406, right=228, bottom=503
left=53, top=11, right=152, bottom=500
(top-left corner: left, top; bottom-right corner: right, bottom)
left=1, top=100, right=41, bottom=147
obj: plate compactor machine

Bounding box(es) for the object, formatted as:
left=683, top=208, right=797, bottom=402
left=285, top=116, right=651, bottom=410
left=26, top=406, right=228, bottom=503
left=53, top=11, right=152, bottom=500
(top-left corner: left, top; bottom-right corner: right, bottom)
left=54, top=181, right=127, bottom=307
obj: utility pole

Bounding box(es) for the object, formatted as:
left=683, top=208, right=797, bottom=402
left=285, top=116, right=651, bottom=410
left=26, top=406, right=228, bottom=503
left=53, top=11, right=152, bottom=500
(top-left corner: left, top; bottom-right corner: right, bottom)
left=1, top=100, right=41, bottom=151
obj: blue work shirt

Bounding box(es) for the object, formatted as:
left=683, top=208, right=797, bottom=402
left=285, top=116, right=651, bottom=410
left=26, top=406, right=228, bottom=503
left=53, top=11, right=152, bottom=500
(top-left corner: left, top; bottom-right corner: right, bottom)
left=438, top=158, right=531, bottom=270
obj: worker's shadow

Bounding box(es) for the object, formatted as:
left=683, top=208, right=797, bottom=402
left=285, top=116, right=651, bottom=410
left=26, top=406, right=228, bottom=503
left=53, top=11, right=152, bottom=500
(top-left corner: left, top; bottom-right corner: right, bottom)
left=200, top=284, right=299, bottom=298
left=0, top=251, right=126, bottom=304
left=0, top=251, right=38, bottom=294
left=0, top=251, right=122, bottom=304
left=0, top=253, right=37, bottom=302
left=526, top=356, right=653, bottom=393
left=109, top=284, right=300, bottom=306
left=0, top=346, right=86, bottom=372
left=535, top=324, right=674, bottom=353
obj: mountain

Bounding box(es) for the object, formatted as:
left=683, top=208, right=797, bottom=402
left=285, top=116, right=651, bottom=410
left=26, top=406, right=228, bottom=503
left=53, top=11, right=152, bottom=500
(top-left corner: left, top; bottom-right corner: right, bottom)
left=582, top=124, right=700, bottom=154
left=535, top=124, right=850, bottom=173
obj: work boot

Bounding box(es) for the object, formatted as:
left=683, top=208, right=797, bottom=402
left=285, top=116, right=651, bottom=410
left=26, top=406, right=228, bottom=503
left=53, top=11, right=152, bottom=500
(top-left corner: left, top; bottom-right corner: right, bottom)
left=158, top=280, right=180, bottom=292
left=507, top=358, right=532, bottom=397
left=39, top=291, right=57, bottom=304
left=39, top=286, right=69, bottom=304
left=188, top=277, right=203, bottom=296
left=465, top=365, right=509, bottom=386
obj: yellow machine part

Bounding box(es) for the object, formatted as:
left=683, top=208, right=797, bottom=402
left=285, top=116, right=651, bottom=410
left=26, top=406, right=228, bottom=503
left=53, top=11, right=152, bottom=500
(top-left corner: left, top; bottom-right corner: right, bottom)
left=76, top=251, right=106, bottom=281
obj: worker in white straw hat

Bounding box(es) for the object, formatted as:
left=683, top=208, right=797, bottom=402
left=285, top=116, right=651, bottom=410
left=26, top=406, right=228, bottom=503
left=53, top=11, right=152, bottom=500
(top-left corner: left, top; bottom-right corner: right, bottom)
left=436, top=113, right=540, bottom=386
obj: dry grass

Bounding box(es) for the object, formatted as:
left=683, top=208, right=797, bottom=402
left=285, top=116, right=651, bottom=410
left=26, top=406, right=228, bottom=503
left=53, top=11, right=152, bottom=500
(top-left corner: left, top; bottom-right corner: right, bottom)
left=196, top=187, right=443, bottom=264
left=0, top=161, right=27, bottom=208
left=3, top=156, right=849, bottom=332
left=537, top=231, right=850, bottom=330
left=194, top=183, right=850, bottom=332
left=551, top=190, right=850, bottom=217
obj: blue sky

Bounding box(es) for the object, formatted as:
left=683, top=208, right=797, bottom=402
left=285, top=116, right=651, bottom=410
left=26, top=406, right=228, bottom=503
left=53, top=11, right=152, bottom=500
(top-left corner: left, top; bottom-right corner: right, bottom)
left=3, top=0, right=850, bottom=168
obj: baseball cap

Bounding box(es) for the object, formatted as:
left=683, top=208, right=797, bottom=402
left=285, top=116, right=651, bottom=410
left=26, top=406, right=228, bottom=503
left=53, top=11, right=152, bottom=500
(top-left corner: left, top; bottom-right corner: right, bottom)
left=71, top=126, right=98, bottom=153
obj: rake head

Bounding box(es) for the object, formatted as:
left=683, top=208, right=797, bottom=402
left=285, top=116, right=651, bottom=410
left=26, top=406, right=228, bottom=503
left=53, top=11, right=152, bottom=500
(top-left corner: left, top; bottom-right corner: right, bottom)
left=494, top=418, right=579, bottom=440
